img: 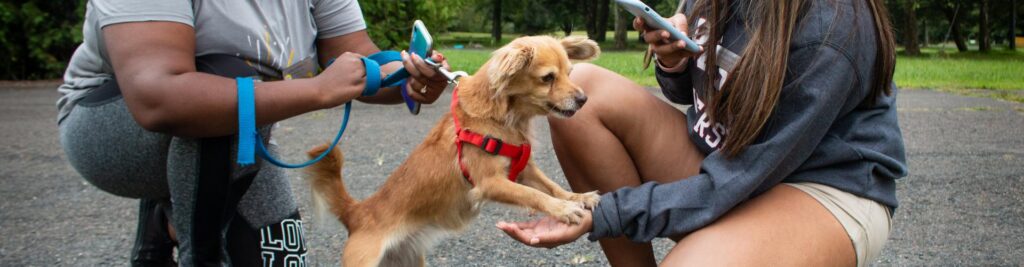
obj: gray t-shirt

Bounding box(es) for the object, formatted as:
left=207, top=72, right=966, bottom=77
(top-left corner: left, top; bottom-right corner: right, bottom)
left=57, top=0, right=367, bottom=123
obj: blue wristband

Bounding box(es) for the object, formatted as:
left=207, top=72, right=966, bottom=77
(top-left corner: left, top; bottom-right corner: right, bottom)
left=236, top=77, right=257, bottom=165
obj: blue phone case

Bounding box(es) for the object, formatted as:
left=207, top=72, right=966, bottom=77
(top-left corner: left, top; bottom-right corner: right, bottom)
left=615, top=0, right=700, bottom=53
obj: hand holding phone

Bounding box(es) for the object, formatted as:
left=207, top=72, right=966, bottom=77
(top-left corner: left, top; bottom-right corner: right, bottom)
left=616, top=0, right=700, bottom=53
left=401, top=20, right=433, bottom=114
left=393, top=20, right=449, bottom=114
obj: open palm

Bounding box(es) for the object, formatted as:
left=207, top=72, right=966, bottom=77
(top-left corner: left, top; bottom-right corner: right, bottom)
left=496, top=211, right=592, bottom=249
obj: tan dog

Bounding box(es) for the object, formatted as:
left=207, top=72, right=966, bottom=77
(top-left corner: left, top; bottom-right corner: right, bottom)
left=305, top=36, right=601, bottom=267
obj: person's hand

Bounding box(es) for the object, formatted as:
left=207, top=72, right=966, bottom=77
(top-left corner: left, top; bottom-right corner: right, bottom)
left=634, top=13, right=703, bottom=68
left=314, top=51, right=367, bottom=108
left=401, top=50, right=450, bottom=104
left=496, top=210, right=593, bottom=249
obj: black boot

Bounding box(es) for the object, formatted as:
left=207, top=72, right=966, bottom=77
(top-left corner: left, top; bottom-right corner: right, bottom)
left=131, top=199, right=177, bottom=267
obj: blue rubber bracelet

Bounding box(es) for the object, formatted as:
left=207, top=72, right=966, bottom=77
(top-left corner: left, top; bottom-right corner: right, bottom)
left=236, top=77, right=257, bottom=165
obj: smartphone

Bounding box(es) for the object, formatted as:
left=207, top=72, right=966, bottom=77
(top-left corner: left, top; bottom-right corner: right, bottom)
left=410, top=20, right=433, bottom=59
left=401, top=20, right=433, bottom=114
left=615, top=0, right=701, bottom=53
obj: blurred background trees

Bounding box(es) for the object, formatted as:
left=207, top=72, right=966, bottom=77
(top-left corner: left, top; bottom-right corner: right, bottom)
left=1, top=0, right=1020, bottom=80
left=0, top=0, right=85, bottom=80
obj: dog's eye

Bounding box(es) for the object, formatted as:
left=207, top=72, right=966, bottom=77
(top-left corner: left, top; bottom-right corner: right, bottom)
left=542, top=73, right=555, bottom=83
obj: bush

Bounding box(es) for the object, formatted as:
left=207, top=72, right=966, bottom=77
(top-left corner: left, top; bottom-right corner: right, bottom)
left=0, top=0, right=86, bottom=80
left=360, top=0, right=467, bottom=50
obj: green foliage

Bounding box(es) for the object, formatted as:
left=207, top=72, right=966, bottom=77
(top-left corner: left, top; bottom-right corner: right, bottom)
left=445, top=44, right=1024, bottom=93
left=507, top=1, right=562, bottom=35
left=3, top=0, right=1020, bottom=80
left=360, top=0, right=468, bottom=50
left=895, top=46, right=1024, bottom=91
left=0, top=0, right=86, bottom=80
left=442, top=48, right=659, bottom=86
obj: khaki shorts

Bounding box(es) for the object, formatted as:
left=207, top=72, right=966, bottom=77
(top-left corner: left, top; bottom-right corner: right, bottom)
left=786, top=182, right=893, bottom=267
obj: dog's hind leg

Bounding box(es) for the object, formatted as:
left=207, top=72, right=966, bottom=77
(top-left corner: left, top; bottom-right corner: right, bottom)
left=342, top=232, right=387, bottom=267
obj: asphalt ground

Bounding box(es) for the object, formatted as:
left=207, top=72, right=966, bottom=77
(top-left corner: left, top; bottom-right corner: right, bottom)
left=1, top=82, right=1021, bottom=266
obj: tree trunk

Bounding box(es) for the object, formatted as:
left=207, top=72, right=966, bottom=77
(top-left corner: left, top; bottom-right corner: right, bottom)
left=1010, top=0, right=1017, bottom=50
left=614, top=2, right=628, bottom=49
left=595, top=0, right=610, bottom=42
left=492, top=0, right=502, bottom=44
left=584, top=0, right=598, bottom=40
left=903, top=0, right=920, bottom=55
left=923, top=18, right=930, bottom=46
left=979, top=0, right=991, bottom=51
left=944, top=2, right=969, bottom=52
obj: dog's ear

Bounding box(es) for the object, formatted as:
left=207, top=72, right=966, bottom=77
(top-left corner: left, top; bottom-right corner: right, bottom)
left=487, top=44, right=534, bottom=91
left=560, top=36, right=600, bottom=61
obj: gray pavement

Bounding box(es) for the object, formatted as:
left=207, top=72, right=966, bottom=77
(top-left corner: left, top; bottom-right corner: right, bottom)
left=0, top=82, right=1021, bottom=266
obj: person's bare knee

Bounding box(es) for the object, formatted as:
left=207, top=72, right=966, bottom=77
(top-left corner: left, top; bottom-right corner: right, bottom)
left=564, top=64, right=652, bottom=124
left=550, top=64, right=624, bottom=134
left=568, top=62, right=601, bottom=90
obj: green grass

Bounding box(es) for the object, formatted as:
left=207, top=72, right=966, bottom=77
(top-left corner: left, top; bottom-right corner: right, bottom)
left=438, top=35, right=1024, bottom=102
left=895, top=47, right=1024, bottom=91
left=440, top=48, right=659, bottom=86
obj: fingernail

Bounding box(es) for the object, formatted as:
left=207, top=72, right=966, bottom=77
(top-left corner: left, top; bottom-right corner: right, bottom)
left=530, top=237, right=540, bottom=244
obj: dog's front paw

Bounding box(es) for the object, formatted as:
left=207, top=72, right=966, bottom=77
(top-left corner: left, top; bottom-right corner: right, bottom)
left=569, top=191, right=601, bottom=210
left=547, top=200, right=586, bottom=225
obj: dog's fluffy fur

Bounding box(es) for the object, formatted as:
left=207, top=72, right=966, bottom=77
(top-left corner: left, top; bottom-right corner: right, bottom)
left=305, top=36, right=601, bottom=267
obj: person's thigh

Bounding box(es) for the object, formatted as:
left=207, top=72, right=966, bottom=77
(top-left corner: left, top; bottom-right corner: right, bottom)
left=60, top=92, right=172, bottom=199
left=552, top=63, right=703, bottom=190
left=661, top=185, right=855, bottom=267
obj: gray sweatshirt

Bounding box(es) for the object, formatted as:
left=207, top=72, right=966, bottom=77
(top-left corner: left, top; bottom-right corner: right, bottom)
left=589, top=0, right=908, bottom=242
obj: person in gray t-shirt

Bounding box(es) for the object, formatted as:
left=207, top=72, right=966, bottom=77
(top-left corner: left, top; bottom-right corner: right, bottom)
left=57, top=0, right=450, bottom=265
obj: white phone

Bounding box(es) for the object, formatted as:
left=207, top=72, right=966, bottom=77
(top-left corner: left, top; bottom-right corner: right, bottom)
left=616, top=0, right=701, bottom=53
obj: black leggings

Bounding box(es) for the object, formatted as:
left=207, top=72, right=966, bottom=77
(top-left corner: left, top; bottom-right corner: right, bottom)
left=59, top=55, right=308, bottom=266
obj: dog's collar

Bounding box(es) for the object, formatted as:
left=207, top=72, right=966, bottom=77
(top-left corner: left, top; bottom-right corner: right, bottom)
left=450, top=86, right=532, bottom=186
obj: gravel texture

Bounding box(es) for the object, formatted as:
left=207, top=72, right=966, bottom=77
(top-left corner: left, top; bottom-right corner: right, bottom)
left=1, top=83, right=1021, bottom=266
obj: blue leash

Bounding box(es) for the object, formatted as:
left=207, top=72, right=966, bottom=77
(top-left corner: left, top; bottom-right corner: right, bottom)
left=236, top=51, right=409, bottom=168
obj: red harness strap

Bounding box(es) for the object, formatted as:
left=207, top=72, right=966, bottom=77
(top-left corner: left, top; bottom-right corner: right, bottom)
left=450, top=87, right=532, bottom=186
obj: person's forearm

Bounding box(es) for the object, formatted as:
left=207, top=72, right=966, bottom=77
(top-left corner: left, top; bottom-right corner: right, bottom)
left=128, top=72, right=351, bottom=137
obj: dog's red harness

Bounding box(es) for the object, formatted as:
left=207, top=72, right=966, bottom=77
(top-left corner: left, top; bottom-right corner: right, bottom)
left=450, top=86, right=532, bottom=186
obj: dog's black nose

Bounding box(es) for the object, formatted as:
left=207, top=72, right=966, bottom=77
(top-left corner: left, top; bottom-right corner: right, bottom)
left=575, top=95, right=588, bottom=107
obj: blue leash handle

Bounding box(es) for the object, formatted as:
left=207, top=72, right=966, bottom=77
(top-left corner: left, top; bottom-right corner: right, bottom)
left=236, top=50, right=408, bottom=168
left=252, top=102, right=351, bottom=168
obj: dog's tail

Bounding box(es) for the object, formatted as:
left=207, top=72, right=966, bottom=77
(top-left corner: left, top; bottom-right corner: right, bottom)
left=305, top=143, right=358, bottom=228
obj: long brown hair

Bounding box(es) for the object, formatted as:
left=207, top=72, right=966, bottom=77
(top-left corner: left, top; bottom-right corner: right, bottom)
left=690, top=0, right=896, bottom=157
